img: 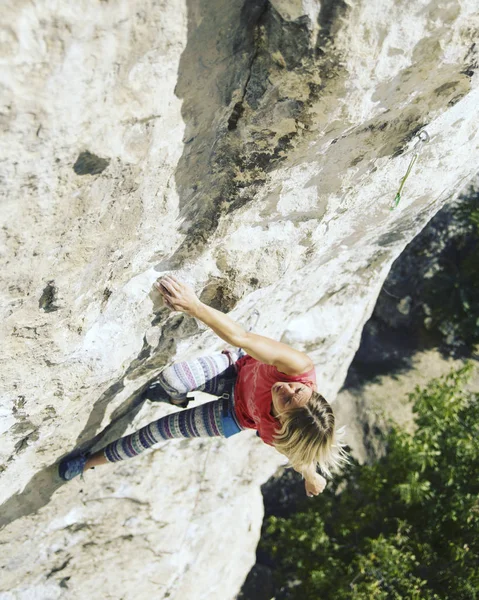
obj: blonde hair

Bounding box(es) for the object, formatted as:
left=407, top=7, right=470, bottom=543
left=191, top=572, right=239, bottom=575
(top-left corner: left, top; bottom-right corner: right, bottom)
left=272, top=391, right=348, bottom=478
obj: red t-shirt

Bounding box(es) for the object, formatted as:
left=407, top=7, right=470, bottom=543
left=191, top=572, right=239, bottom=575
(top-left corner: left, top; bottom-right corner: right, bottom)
left=234, top=355, right=317, bottom=446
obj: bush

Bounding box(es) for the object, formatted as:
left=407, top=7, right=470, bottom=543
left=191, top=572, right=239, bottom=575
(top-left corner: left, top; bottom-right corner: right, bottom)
left=260, top=364, right=479, bottom=599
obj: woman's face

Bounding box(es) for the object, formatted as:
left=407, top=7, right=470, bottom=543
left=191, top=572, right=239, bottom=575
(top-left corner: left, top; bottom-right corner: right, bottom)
left=271, top=381, right=314, bottom=417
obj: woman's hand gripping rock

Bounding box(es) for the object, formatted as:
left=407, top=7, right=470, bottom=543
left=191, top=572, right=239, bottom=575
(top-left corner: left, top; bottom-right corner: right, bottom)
left=155, top=274, right=202, bottom=317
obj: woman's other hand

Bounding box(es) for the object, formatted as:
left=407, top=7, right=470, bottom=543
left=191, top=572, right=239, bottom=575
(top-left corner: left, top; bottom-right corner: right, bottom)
left=154, top=275, right=201, bottom=316
left=305, top=473, right=327, bottom=497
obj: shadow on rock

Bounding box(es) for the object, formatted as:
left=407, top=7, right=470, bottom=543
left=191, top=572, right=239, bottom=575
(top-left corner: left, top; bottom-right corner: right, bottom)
left=0, top=383, right=148, bottom=531
left=0, top=466, right=63, bottom=530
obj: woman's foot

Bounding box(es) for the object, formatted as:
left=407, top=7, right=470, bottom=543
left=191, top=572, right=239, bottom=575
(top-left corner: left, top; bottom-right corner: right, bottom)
left=58, top=453, right=89, bottom=481
left=142, top=381, right=190, bottom=408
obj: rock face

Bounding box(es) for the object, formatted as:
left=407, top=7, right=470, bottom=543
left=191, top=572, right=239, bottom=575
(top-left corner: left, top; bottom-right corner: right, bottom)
left=1, top=1, right=478, bottom=598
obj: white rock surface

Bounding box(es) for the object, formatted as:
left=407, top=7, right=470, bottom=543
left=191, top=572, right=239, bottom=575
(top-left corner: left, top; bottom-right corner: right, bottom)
left=0, top=0, right=478, bottom=598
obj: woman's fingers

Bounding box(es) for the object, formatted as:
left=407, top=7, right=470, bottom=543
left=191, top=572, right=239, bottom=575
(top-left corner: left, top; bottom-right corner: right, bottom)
left=155, top=283, right=176, bottom=311
left=159, top=288, right=175, bottom=310
left=154, top=281, right=170, bottom=296
left=154, top=279, right=178, bottom=311
left=153, top=275, right=196, bottom=315
left=158, top=278, right=175, bottom=294
left=158, top=275, right=177, bottom=291
left=161, top=282, right=173, bottom=295
left=163, top=275, right=181, bottom=292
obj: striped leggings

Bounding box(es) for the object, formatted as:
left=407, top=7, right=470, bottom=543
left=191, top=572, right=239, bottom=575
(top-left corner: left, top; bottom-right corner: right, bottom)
left=104, top=349, right=245, bottom=463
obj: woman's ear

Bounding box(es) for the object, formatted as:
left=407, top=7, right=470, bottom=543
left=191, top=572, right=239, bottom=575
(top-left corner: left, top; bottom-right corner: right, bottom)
left=312, top=383, right=318, bottom=392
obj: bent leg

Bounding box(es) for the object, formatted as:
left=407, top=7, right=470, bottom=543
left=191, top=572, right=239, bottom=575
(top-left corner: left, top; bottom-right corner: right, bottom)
left=144, top=349, right=244, bottom=405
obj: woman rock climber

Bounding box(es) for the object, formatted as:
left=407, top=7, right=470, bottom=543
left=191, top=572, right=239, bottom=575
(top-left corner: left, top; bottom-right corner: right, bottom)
left=59, top=274, right=346, bottom=496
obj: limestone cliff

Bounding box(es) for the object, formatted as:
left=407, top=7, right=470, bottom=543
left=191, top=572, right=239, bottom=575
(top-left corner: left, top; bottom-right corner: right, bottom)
left=1, top=1, right=478, bottom=598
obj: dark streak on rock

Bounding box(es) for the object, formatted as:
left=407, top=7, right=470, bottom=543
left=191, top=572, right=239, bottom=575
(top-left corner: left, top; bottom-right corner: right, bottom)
left=316, top=0, right=349, bottom=54
left=227, top=101, right=245, bottom=130
left=73, top=151, right=110, bottom=176
left=123, top=335, right=153, bottom=378
left=101, top=287, right=112, bottom=310
left=390, top=122, right=427, bottom=158
left=350, top=154, right=365, bottom=167
left=462, top=42, right=477, bottom=78
left=244, top=4, right=312, bottom=109
left=14, top=436, right=30, bottom=454
left=448, top=93, right=467, bottom=107
left=46, top=557, right=72, bottom=579
left=39, top=281, right=59, bottom=313
left=434, top=80, right=460, bottom=95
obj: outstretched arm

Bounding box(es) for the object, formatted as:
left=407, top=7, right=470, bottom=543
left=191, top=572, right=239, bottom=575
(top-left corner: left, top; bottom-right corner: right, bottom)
left=156, top=275, right=313, bottom=375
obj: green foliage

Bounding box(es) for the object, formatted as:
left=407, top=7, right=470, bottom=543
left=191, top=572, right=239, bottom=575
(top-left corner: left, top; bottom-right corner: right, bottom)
left=260, top=365, right=479, bottom=599
left=423, top=189, right=479, bottom=352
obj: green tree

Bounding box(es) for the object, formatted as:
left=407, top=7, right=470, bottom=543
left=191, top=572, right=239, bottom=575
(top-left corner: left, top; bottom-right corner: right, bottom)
left=261, top=364, right=479, bottom=599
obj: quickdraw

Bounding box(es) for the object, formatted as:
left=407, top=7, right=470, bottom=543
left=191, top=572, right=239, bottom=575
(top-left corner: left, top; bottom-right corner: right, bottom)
left=391, top=130, right=430, bottom=210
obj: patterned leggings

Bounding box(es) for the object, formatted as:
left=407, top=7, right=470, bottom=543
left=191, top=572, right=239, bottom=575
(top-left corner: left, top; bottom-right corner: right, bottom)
left=104, top=349, right=246, bottom=463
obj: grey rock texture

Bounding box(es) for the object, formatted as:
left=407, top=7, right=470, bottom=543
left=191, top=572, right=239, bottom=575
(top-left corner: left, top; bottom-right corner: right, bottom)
left=1, top=0, right=478, bottom=598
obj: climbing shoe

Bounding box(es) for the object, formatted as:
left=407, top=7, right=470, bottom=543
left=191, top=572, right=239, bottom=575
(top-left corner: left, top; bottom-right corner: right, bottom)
left=142, top=381, right=190, bottom=408
left=59, top=453, right=89, bottom=481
